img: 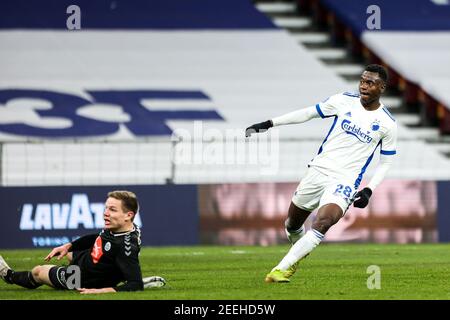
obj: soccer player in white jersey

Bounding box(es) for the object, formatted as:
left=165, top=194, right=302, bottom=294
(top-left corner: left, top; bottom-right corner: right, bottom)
left=245, top=64, right=397, bottom=283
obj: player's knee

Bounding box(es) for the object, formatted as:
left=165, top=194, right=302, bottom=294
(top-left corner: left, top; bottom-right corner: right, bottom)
left=31, top=265, right=42, bottom=281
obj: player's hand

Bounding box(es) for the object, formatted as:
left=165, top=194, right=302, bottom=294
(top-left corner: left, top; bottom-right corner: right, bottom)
left=77, top=288, right=116, bottom=294
left=353, top=187, right=372, bottom=208
left=44, top=243, right=72, bottom=261
left=245, top=120, right=273, bottom=137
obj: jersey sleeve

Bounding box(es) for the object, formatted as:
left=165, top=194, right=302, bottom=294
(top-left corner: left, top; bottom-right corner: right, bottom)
left=315, top=93, right=343, bottom=118
left=271, top=106, right=319, bottom=126
left=113, top=237, right=144, bottom=292
left=380, top=122, right=397, bottom=155
left=70, top=233, right=99, bottom=252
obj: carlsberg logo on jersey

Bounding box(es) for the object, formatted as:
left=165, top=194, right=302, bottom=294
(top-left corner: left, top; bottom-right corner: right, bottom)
left=19, top=194, right=142, bottom=230
left=341, top=119, right=373, bottom=143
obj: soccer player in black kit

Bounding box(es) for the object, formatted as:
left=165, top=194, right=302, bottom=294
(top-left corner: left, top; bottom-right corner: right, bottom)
left=0, top=190, right=144, bottom=294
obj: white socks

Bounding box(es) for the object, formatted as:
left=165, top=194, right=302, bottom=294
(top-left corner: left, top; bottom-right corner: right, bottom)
left=285, top=224, right=306, bottom=245
left=275, top=229, right=324, bottom=271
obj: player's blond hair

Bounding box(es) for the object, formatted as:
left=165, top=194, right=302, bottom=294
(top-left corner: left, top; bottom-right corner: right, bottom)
left=108, top=190, right=139, bottom=221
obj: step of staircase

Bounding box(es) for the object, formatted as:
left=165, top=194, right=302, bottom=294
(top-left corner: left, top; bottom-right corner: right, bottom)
left=254, top=0, right=448, bottom=147
left=272, top=17, right=312, bottom=29
left=255, top=2, right=297, bottom=14
left=291, top=32, right=331, bottom=44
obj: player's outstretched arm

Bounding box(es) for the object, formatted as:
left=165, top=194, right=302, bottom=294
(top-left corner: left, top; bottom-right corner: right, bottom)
left=77, top=287, right=116, bottom=294
left=44, top=243, right=72, bottom=261
left=271, top=106, right=319, bottom=126
left=245, top=106, right=320, bottom=137
left=45, top=233, right=99, bottom=261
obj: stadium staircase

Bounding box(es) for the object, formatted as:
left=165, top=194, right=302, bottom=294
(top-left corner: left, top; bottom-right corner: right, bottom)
left=253, top=0, right=450, bottom=159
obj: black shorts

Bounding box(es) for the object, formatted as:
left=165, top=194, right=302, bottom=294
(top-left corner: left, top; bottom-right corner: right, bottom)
left=48, top=266, right=70, bottom=290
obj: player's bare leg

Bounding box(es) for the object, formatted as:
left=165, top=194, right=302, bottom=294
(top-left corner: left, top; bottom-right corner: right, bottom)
left=266, top=203, right=342, bottom=283
left=311, top=203, right=342, bottom=234
left=31, top=265, right=58, bottom=287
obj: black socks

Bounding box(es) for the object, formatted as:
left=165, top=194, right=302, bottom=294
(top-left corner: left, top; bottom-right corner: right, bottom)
left=6, top=270, right=42, bottom=289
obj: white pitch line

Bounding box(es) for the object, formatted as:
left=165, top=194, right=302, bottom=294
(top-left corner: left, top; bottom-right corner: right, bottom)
left=230, top=250, right=248, bottom=254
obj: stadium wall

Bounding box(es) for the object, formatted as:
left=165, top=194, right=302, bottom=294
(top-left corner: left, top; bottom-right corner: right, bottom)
left=0, top=179, right=447, bottom=249
left=199, top=180, right=438, bottom=245
left=0, top=185, right=199, bottom=249
left=437, top=181, right=450, bottom=242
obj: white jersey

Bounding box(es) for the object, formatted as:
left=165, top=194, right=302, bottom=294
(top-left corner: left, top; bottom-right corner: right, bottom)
left=310, top=92, right=397, bottom=188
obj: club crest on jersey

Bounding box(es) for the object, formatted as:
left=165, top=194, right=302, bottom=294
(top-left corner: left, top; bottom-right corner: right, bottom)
left=341, top=119, right=373, bottom=143
left=371, top=120, right=380, bottom=131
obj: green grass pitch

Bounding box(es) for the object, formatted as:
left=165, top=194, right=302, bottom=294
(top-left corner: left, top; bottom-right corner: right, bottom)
left=1, top=244, right=450, bottom=300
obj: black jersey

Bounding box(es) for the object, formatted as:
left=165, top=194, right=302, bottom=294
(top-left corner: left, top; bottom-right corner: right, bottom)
left=70, top=225, right=143, bottom=291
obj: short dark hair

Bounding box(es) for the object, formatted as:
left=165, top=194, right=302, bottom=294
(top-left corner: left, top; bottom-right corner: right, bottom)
left=364, top=64, right=388, bottom=83
left=108, top=190, right=139, bottom=220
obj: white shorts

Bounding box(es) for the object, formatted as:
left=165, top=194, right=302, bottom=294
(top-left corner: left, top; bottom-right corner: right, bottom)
left=291, top=166, right=357, bottom=215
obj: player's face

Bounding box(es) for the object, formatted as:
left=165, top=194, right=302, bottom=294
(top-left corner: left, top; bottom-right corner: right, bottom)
left=359, top=71, right=385, bottom=105
left=103, top=197, right=132, bottom=232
